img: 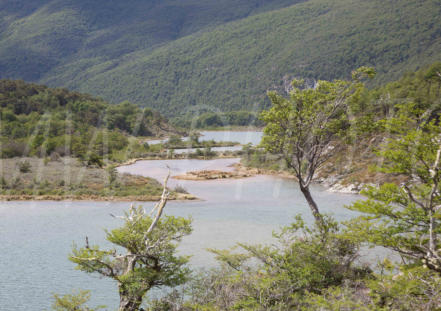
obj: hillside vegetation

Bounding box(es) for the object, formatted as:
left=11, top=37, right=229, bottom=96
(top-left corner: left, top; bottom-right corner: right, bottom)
left=1, top=0, right=440, bottom=117
left=243, top=62, right=441, bottom=191
left=0, top=0, right=301, bottom=81
left=0, top=79, right=175, bottom=161
left=0, top=80, right=196, bottom=201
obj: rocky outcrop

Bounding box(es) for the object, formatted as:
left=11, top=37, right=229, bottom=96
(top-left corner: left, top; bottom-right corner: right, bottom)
left=174, top=169, right=255, bottom=180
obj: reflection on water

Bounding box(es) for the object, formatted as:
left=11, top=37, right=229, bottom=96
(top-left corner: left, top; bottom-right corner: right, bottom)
left=0, top=131, right=361, bottom=310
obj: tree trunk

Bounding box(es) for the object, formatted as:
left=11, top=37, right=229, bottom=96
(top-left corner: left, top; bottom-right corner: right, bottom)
left=118, top=284, right=148, bottom=311
left=299, top=184, right=324, bottom=226
left=118, top=295, right=143, bottom=311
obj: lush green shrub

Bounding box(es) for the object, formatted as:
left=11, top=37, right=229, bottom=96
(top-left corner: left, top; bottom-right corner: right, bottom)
left=165, top=216, right=369, bottom=310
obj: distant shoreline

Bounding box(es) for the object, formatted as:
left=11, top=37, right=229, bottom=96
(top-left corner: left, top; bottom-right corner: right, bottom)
left=197, top=126, right=263, bottom=132
left=0, top=192, right=197, bottom=202
left=116, top=154, right=241, bottom=167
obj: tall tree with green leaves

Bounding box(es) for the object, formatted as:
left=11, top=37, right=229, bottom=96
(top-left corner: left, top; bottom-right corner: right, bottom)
left=69, top=173, right=192, bottom=311
left=346, top=103, right=441, bottom=272
left=260, top=67, right=374, bottom=225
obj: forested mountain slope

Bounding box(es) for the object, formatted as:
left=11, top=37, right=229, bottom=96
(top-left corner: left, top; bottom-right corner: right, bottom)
left=1, top=0, right=440, bottom=116
left=0, top=0, right=301, bottom=81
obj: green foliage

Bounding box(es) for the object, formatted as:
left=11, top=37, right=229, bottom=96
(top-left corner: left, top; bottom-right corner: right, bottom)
left=107, top=165, right=118, bottom=186
left=51, top=290, right=105, bottom=311
left=241, top=146, right=286, bottom=171
left=85, top=153, right=103, bottom=168
left=17, top=160, right=32, bottom=173
left=260, top=71, right=372, bottom=222
left=178, top=216, right=367, bottom=310
left=167, top=135, right=183, bottom=146
left=106, top=102, right=158, bottom=136
left=174, top=111, right=264, bottom=129
left=70, top=205, right=192, bottom=309
left=0, top=176, right=7, bottom=189
left=368, top=265, right=441, bottom=310
left=301, top=285, right=378, bottom=311
left=345, top=94, right=441, bottom=271
left=343, top=61, right=441, bottom=143
left=0, top=80, right=169, bottom=160
left=262, top=77, right=350, bottom=154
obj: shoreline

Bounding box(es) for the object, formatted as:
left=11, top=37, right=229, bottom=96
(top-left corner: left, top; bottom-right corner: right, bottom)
left=0, top=192, right=198, bottom=202
left=170, top=162, right=296, bottom=181
left=234, top=163, right=366, bottom=194
left=116, top=154, right=242, bottom=168
left=0, top=155, right=364, bottom=203
left=197, top=126, right=263, bottom=132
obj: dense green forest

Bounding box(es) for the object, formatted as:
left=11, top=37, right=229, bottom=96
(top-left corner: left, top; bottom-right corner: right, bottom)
left=0, top=80, right=174, bottom=161
left=1, top=0, right=440, bottom=116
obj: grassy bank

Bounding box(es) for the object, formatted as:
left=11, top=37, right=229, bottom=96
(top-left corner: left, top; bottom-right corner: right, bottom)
left=0, top=157, right=196, bottom=201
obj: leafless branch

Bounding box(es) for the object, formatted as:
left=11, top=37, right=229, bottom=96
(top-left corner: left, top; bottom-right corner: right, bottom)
left=145, top=167, right=171, bottom=241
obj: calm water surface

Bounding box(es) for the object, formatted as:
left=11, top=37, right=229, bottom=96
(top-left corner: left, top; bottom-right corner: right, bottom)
left=198, top=131, right=263, bottom=145
left=148, top=131, right=263, bottom=153
left=0, top=131, right=361, bottom=310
